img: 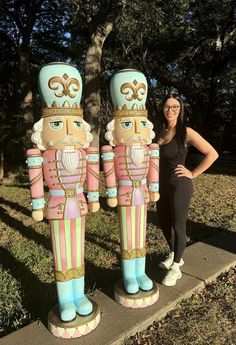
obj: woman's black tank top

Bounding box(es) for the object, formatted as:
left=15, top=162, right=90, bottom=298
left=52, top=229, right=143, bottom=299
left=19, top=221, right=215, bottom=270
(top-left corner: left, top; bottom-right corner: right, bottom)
left=159, top=137, right=188, bottom=179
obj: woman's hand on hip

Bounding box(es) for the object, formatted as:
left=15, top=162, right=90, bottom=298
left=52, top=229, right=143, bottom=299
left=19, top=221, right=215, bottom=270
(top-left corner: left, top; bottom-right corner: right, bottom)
left=175, top=165, right=194, bottom=179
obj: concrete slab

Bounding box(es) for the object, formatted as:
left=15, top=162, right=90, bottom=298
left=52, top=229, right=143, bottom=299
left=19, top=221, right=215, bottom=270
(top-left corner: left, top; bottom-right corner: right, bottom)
left=182, top=232, right=236, bottom=283
left=2, top=232, right=236, bottom=345
left=111, top=274, right=204, bottom=344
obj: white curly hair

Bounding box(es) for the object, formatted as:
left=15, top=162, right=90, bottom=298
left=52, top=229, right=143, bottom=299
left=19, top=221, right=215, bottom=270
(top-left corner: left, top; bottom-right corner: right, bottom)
left=31, top=117, right=93, bottom=151
left=105, top=118, right=155, bottom=146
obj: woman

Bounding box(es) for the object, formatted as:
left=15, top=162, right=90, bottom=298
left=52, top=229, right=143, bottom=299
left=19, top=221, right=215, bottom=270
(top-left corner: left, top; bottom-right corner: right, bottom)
left=157, top=93, right=218, bottom=286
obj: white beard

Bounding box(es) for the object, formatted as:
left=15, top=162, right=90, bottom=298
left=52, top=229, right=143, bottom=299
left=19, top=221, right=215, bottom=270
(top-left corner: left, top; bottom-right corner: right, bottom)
left=62, top=146, right=80, bottom=173
left=130, top=144, right=145, bottom=166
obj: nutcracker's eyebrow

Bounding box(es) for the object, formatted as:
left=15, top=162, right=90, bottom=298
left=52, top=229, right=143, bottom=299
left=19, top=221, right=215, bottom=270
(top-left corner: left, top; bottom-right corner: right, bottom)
left=49, top=117, right=63, bottom=121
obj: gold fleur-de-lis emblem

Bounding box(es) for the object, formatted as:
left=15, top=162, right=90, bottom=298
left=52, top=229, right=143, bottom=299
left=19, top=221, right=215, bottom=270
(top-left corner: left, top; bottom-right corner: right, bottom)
left=120, top=79, right=146, bottom=101
left=48, top=73, right=80, bottom=98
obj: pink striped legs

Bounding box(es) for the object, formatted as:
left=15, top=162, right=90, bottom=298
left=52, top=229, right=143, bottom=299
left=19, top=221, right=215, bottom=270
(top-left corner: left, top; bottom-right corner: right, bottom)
left=50, top=217, right=92, bottom=321
left=118, top=205, right=153, bottom=294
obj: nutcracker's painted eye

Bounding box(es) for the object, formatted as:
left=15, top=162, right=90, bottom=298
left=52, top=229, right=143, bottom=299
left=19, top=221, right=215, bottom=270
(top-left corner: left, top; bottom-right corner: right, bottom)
left=141, top=120, right=148, bottom=128
left=49, top=121, right=64, bottom=131
left=121, top=121, right=133, bottom=129
left=74, top=121, right=83, bottom=130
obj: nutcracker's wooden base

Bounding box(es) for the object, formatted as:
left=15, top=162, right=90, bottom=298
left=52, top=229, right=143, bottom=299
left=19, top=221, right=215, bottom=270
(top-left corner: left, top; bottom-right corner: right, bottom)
left=114, top=279, right=159, bottom=308
left=48, top=300, right=100, bottom=339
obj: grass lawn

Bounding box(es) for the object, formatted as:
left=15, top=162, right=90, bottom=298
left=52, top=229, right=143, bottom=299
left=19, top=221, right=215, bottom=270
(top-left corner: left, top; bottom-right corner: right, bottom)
left=127, top=267, right=236, bottom=345
left=0, top=172, right=235, bottom=337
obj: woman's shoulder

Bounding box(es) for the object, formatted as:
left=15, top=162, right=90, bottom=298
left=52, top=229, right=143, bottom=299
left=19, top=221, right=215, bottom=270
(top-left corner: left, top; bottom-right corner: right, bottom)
left=186, top=127, right=205, bottom=147
left=186, top=127, right=197, bottom=146
left=186, top=127, right=199, bottom=139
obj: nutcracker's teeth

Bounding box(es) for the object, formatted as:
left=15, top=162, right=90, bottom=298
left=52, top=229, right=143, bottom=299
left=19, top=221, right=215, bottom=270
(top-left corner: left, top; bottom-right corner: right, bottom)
left=64, top=145, right=75, bottom=152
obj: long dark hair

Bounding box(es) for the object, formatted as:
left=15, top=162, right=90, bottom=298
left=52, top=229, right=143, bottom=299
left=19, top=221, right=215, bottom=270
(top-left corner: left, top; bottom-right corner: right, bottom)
left=159, top=93, right=187, bottom=154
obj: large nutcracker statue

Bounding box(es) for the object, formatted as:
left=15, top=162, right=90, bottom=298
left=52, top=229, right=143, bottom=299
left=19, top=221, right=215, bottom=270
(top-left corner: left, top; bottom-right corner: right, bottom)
left=102, top=69, right=160, bottom=308
left=26, top=62, right=100, bottom=338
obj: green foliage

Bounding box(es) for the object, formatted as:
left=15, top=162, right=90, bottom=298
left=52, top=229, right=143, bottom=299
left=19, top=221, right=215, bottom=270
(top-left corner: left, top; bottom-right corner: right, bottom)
left=1, top=0, right=236, bottom=174
left=103, top=0, right=236, bottom=147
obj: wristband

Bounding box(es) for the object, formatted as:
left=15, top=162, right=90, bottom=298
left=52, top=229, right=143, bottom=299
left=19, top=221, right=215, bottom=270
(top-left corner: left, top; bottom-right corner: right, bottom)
left=87, top=191, right=99, bottom=202
left=149, top=183, right=159, bottom=192
left=87, top=153, right=99, bottom=162
left=32, top=198, right=45, bottom=210
left=27, top=156, right=43, bottom=167
left=102, top=151, right=114, bottom=161
left=150, top=149, right=160, bottom=157
left=106, top=187, right=117, bottom=198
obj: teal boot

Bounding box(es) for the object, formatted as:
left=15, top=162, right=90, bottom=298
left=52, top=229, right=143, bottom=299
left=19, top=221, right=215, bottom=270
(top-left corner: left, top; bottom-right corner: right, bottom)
left=73, top=276, right=93, bottom=316
left=56, top=281, right=76, bottom=322
left=122, top=259, right=139, bottom=294
left=136, top=257, right=153, bottom=291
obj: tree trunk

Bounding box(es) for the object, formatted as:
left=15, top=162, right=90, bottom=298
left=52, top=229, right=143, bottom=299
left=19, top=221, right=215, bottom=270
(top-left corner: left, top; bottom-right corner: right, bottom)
left=84, top=23, right=114, bottom=147
left=84, top=0, right=126, bottom=147
left=18, top=48, right=34, bottom=146
left=0, top=150, right=4, bottom=181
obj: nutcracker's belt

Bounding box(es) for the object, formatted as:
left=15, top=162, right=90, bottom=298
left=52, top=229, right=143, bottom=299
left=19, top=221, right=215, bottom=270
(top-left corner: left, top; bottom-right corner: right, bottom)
left=49, top=186, right=83, bottom=198
left=118, top=179, right=146, bottom=188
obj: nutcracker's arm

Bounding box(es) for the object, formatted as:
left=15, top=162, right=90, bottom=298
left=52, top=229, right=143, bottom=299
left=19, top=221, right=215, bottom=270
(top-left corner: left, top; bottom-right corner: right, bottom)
left=147, top=143, right=160, bottom=202
left=101, top=145, right=117, bottom=207
left=86, top=147, right=100, bottom=213
left=26, top=149, right=45, bottom=221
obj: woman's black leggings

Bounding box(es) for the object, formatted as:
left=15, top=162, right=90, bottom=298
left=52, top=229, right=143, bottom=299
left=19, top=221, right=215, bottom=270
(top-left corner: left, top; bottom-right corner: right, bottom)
left=157, top=177, right=193, bottom=263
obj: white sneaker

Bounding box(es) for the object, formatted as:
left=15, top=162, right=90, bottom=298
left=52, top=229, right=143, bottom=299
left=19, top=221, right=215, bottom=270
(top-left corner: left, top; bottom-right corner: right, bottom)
left=161, top=263, right=182, bottom=286
left=158, top=252, right=184, bottom=270
left=158, top=252, right=174, bottom=269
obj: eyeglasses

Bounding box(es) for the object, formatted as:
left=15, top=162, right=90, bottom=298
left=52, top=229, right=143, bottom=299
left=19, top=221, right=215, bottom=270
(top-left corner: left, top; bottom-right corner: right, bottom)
left=163, top=105, right=180, bottom=112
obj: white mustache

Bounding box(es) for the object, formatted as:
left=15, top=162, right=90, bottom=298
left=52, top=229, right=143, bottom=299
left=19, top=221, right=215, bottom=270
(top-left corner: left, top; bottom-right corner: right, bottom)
left=48, top=135, right=86, bottom=146
left=125, top=135, right=149, bottom=144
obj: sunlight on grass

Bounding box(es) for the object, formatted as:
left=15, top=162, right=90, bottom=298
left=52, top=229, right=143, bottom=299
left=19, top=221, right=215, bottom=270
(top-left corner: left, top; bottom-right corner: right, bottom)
left=0, top=173, right=235, bottom=336
left=127, top=267, right=236, bottom=345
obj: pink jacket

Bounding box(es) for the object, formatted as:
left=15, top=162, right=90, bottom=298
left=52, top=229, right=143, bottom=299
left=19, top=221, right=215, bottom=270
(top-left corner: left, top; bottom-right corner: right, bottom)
left=27, top=147, right=99, bottom=219
left=102, top=144, right=159, bottom=206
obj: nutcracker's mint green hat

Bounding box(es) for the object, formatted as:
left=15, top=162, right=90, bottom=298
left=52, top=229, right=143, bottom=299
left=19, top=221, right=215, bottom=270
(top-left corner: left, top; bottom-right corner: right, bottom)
left=38, top=62, right=83, bottom=118
left=110, top=69, right=148, bottom=118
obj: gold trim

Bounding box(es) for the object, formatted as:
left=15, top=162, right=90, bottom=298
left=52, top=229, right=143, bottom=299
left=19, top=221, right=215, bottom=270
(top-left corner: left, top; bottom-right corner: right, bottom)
left=104, top=166, right=115, bottom=178
left=86, top=162, right=99, bottom=165
left=116, top=69, right=142, bottom=74
left=42, top=107, right=83, bottom=118
left=65, top=189, right=77, bottom=198
left=101, top=149, right=113, bottom=153
left=59, top=178, right=85, bottom=185
left=48, top=74, right=80, bottom=98
left=27, top=153, right=42, bottom=158
left=55, top=266, right=85, bottom=281
left=118, top=201, right=148, bottom=206
left=28, top=165, right=42, bottom=170
left=87, top=167, right=100, bottom=180
left=121, top=173, right=146, bottom=177
left=113, top=109, right=147, bottom=118
left=30, top=172, right=43, bottom=186
left=123, top=167, right=148, bottom=171
left=121, top=247, right=146, bottom=259
left=120, top=80, right=146, bottom=101
left=51, top=173, right=84, bottom=178
left=150, top=161, right=159, bottom=169
left=102, top=159, right=114, bottom=163
left=87, top=150, right=99, bottom=154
